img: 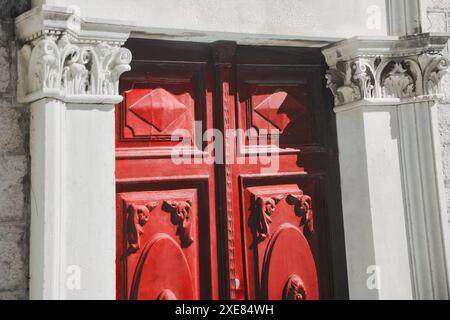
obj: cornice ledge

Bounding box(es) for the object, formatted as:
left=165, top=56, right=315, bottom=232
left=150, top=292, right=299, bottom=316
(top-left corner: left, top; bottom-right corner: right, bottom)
left=15, top=5, right=133, bottom=104
left=322, top=33, right=450, bottom=108
left=333, top=95, right=444, bottom=113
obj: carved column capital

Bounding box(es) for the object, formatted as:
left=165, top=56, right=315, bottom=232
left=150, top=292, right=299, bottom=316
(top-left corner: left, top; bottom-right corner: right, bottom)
left=322, top=33, right=450, bottom=108
left=15, top=5, right=132, bottom=104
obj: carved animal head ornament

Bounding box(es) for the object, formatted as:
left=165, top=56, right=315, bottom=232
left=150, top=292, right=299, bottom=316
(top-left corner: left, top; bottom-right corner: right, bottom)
left=126, top=202, right=158, bottom=254
left=163, top=200, right=194, bottom=247
left=254, top=195, right=284, bottom=241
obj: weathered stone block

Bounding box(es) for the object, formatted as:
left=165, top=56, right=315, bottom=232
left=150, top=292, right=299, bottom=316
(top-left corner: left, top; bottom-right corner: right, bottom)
left=0, top=46, right=10, bottom=93
left=0, top=99, right=28, bottom=154
left=0, top=0, right=31, bottom=300
left=0, top=289, right=27, bottom=299
left=0, top=224, right=26, bottom=291
left=0, top=156, right=27, bottom=222
left=438, top=105, right=450, bottom=219
left=0, top=0, right=30, bottom=17
left=441, top=145, right=450, bottom=172
left=0, top=21, right=13, bottom=44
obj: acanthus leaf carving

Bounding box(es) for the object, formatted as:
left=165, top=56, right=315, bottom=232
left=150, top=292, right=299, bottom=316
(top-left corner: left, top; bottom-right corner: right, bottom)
left=19, top=33, right=132, bottom=103
left=60, top=39, right=90, bottom=95
left=325, top=59, right=374, bottom=106
left=253, top=195, right=284, bottom=242
left=287, top=194, right=314, bottom=234
left=126, top=202, right=158, bottom=254
left=325, top=63, right=361, bottom=106
left=419, top=53, right=450, bottom=95
left=381, top=62, right=415, bottom=98
left=353, top=60, right=375, bottom=100
left=163, top=200, right=194, bottom=247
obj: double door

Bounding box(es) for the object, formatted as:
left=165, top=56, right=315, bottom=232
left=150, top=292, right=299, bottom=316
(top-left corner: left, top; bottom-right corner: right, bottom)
left=115, top=39, right=347, bottom=300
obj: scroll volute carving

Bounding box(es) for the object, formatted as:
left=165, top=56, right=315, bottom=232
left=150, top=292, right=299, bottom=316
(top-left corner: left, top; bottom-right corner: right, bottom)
left=127, top=202, right=158, bottom=254
left=163, top=200, right=194, bottom=248
left=253, top=195, right=284, bottom=242
left=287, top=194, right=314, bottom=235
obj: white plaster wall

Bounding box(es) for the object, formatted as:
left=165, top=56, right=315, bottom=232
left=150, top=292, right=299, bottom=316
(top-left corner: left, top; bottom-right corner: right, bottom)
left=32, top=0, right=387, bottom=39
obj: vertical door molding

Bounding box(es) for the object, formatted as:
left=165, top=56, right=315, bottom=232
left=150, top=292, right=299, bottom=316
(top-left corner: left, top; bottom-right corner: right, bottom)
left=210, top=41, right=241, bottom=299
left=323, top=34, right=450, bottom=299
left=15, top=5, right=132, bottom=299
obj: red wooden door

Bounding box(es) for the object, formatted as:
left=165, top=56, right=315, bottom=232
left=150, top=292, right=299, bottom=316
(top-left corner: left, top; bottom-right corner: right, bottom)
left=115, top=40, right=347, bottom=300
left=115, top=41, right=218, bottom=300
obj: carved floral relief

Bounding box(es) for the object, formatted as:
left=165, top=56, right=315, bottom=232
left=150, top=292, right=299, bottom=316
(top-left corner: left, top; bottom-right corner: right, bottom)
left=127, top=202, right=158, bottom=254
left=283, top=274, right=307, bottom=300
left=251, top=191, right=314, bottom=242
left=163, top=200, right=195, bottom=247
left=381, top=62, right=415, bottom=98
left=287, top=194, right=314, bottom=234
left=254, top=195, right=284, bottom=241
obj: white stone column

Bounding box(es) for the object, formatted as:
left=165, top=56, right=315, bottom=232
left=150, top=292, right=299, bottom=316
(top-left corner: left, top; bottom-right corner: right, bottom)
left=323, top=34, right=450, bottom=299
left=386, top=0, right=422, bottom=35
left=15, top=5, right=131, bottom=299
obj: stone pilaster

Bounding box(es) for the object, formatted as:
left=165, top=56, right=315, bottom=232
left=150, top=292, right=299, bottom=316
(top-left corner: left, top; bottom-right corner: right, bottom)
left=15, top=5, right=132, bottom=299
left=16, top=5, right=132, bottom=104
left=323, top=33, right=450, bottom=299
left=323, top=34, right=450, bottom=107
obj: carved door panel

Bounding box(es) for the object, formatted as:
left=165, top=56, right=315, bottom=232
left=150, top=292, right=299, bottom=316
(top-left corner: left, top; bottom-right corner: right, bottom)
left=241, top=182, right=320, bottom=300
left=116, top=41, right=347, bottom=300
left=235, top=63, right=323, bottom=300
left=116, top=190, right=199, bottom=300
left=115, top=40, right=218, bottom=300
left=213, top=45, right=346, bottom=300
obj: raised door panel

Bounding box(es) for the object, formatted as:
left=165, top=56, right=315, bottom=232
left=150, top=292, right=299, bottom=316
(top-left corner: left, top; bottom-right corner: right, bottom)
left=117, top=60, right=209, bottom=158
left=236, top=65, right=321, bottom=152
left=239, top=177, right=325, bottom=300
left=116, top=187, right=206, bottom=300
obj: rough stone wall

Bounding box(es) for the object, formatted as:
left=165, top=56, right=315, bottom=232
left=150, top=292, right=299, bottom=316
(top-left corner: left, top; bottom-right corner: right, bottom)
left=0, top=0, right=31, bottom=299
left=422, top=0, right=450, bottom=229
